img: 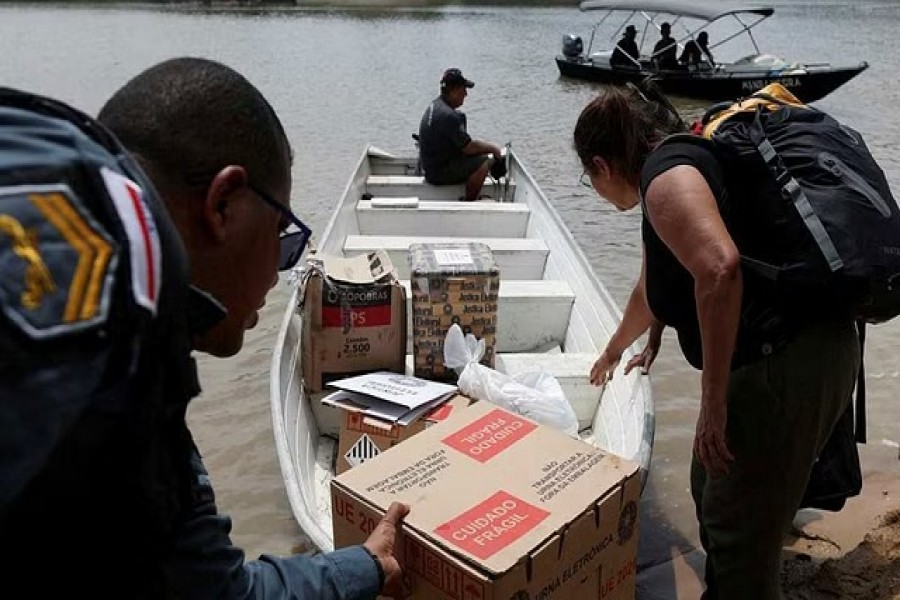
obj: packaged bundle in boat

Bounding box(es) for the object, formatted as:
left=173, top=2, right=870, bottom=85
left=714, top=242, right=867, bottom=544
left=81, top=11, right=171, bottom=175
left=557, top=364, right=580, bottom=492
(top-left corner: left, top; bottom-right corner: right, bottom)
left=300, top=250, right=407, bottom=393
left=321, top=369, right=474, bottom=473
left=443, top=324, right=579, bottom=437
left=332, top=394, right=474, bottom=475
left=409, top=242, right=500, bottom=382
left=331, top=401, right=641, bottom=600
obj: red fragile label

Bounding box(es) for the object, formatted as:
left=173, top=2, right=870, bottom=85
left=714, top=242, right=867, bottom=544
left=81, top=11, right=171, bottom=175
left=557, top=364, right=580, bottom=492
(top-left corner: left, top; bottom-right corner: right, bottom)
left=426, top=403, right=455, bottom=422
left=434, top=491, right=550, bottom=560
left=441, top=408, right=536, bottom=462
left=321, top=304, right=392, bottom=328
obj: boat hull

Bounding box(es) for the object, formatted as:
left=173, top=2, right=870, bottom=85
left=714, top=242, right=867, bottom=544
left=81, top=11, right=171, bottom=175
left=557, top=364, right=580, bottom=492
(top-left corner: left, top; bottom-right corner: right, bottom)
left=556, top=57, right=868, bottom=103
left=270, top=146, right=655, bottom=553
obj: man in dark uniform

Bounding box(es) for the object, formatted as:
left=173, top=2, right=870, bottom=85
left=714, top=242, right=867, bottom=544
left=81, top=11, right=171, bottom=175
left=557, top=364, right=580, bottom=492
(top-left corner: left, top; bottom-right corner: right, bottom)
left=418, top=68, right=505, bottom=201
left=680, top=31, right=716, bottom=68
left=653, top=22, right=679, bottom=70
left=610, top=24, right=641, bottom=69
left=0, top=57, right=408, bottom=599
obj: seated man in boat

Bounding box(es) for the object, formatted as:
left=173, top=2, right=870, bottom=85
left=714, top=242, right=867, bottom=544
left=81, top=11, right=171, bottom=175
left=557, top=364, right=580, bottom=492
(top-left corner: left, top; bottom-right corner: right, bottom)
left=610, top=24, right=641, bottom=69
left=418, top=67, right=506, bottom=201
left=652, top=22, right=679, bottom=70
left=0, top=57, right=409, bottom=599
left=680, top=31, right=716, bottom=68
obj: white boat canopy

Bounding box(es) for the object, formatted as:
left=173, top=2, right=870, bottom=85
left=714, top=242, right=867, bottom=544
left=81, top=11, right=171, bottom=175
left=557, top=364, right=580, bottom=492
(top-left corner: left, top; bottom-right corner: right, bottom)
left=578, top=1, right=774, bottom=22
left=577, top=0, right=775, bottom=59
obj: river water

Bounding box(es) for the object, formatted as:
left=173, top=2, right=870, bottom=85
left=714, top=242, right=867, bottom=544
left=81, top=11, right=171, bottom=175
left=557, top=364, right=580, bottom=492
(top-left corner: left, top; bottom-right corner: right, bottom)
left=1, top=0, right=898, bottom=592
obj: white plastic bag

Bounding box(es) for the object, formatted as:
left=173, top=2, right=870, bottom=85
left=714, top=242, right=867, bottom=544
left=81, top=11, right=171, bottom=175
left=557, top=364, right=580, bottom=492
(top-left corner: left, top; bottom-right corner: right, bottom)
left=443, top=324, right=579, bottom=437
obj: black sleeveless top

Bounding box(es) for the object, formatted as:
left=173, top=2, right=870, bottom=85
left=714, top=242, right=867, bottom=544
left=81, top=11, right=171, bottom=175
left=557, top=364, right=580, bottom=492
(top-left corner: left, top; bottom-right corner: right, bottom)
left=639, top=140, right=800, bottom=370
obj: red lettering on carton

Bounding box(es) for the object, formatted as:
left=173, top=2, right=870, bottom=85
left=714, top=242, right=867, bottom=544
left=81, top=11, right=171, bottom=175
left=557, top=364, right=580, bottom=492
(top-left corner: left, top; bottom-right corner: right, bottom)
left=600, top=557, right=637, bottom=598
left=441, top=408, right=536, bottom=462
left=322, top=304, right=392, bottom=328
left=332, top=494, right=355, bottom=526
left=434, top=491, right=549, bottom=560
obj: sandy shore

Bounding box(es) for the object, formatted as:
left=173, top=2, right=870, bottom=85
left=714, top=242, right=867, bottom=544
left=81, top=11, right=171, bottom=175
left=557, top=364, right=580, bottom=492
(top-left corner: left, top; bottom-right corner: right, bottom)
left=638, top=444, right=900, bottom=599
left=782, top=443, right=900, bottom=600
left=783, top=508, right=900, bottom=599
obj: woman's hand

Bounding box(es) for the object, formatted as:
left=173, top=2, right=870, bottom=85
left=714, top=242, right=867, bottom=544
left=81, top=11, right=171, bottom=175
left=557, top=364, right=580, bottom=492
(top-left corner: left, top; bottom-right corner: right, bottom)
left=624, top=320, right=664, bottom=375
left=694, top=394, right=734, bottom=478
left=590, top=346, right=622, bottom=386
left=623, top=346, right=656, bottom=376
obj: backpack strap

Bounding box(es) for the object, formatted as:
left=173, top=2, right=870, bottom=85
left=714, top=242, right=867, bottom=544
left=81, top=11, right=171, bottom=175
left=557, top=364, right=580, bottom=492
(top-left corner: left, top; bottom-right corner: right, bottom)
left=744, top=106, right=868, bottom=444
left=746, top=107, right=844, bottom=273
left=654, top=131, right=716, bottom=151
left=855, top=320, right=867, bottom=443
left=648, top=132, right=718, bottom=205
left=701, top=100, right=737, bottom=127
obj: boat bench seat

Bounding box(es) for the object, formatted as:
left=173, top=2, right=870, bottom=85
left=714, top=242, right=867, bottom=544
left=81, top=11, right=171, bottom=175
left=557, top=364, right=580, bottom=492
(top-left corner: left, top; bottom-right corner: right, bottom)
left=495, top=352, right=601, bottom=428
left=365, top=174, right=516, bottom=201
left=343, top=235, right=549, bottom=280
left=357, top=199, right=530, bottom=238
left=400, top=351, right=601, bottom=429
left=400, top=279, right=575, bottom=354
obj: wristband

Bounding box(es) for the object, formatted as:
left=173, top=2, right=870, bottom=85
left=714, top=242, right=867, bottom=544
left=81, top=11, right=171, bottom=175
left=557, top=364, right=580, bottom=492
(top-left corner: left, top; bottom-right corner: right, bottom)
left=362, top=546, right=386, bottom=590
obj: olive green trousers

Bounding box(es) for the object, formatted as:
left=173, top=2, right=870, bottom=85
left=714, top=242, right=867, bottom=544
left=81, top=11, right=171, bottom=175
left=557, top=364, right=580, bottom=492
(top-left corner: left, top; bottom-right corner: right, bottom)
left=692, top=319, right=860, bottom=600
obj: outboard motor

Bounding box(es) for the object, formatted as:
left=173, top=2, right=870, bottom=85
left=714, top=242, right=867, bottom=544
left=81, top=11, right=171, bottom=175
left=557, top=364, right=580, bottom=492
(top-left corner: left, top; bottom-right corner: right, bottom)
left=562, top=34, right=584, bottom=59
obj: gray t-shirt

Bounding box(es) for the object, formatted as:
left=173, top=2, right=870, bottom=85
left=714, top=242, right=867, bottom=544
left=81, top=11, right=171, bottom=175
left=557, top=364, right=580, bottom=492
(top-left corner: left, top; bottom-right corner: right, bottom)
left=418, top=96, right=472, bottom=173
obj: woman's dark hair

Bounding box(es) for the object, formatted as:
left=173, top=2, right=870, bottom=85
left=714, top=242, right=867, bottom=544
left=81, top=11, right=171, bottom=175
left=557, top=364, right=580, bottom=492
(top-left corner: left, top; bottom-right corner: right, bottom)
left=573, top=78, right=685, bottom=185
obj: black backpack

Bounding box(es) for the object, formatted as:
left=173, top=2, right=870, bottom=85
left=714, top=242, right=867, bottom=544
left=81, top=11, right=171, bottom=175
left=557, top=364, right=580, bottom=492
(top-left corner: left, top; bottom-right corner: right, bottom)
left=661, top=84, right=896, bottom=511
left=681, top=84, right=900, bottom=323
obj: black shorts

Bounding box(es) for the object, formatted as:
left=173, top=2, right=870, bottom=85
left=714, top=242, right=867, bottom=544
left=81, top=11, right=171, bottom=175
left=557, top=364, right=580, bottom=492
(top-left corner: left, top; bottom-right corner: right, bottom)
left=424, top=155, right=490, bottom=185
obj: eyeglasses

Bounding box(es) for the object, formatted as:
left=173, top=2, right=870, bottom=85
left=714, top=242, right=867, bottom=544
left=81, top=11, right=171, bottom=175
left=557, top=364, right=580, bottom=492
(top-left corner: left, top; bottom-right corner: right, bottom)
left=579, top=170, right=593, bottom=189
left=247, top=184, right=312, bottom=272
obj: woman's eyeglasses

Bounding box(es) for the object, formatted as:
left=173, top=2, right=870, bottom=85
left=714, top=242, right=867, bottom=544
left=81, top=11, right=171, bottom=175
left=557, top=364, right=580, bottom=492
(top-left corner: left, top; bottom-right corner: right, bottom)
left=247, top=184, right=312, bottom=271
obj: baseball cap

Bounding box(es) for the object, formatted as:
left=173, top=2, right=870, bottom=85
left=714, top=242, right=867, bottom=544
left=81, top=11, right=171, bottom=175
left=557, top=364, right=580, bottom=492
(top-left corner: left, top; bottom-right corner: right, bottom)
left=440, top=68, right=475, bottom=89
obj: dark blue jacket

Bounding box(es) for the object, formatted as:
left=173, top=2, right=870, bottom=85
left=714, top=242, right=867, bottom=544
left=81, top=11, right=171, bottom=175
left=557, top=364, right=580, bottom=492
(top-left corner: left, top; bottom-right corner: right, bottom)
left=165, top=447, right=381, bottom=599
left=0, top=90, right=381, bottom=599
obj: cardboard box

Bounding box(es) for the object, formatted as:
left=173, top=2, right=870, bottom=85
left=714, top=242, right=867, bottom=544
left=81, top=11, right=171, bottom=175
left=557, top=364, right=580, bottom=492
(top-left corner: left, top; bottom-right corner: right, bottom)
left=301, top=251, right=407, bottom=392
left=410, top=243, right=500, bottom=382
left=332, top=402, right=641, bottom=600
left=335, top=394, right=475, bottom=474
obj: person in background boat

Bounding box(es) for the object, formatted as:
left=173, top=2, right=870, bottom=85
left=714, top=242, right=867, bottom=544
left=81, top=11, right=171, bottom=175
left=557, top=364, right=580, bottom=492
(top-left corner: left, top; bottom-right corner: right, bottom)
left=574, top=87, right=859, bottom=599
left=0, top=57, right=409, bottom=599
left=680, top=31, right=716, bottom=68
left=418, top=68, right=506, bottom=201
left=610, top=24, right=641, bottom=69
left=652, top=22, right=679, bottom=70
